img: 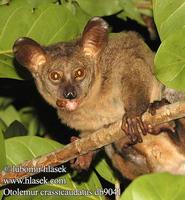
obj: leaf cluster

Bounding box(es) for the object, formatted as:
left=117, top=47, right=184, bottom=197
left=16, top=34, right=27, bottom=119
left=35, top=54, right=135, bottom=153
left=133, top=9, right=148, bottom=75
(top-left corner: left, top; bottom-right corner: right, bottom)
left=154, top=0, right=185, bottom=90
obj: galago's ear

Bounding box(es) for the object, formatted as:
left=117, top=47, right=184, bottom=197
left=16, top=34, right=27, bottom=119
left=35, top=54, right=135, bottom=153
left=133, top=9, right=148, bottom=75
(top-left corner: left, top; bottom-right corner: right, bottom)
left=13, top=37, right=47, bottom=73
left=81, top=17, right=108, bottom=57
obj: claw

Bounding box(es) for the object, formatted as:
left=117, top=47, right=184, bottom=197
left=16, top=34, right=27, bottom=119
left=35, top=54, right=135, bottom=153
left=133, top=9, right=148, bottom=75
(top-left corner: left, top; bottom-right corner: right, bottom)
left=122, top=114, right=145, bottom=144
left=121, top=99, right=175, bottom=145
left=147, top=122, right=176, bottom=135
left=70, top=151, right=94, bottom=171
left=70, top=136, right=94, bottom=171
left=148, top=98, right=170, bottom=116
left=147, top=99, right=176, bottom=135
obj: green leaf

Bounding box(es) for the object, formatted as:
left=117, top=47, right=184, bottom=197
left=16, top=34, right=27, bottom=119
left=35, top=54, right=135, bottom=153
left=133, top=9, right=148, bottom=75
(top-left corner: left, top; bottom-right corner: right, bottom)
left=19, top=107, right=45, bottom=136
left=0, top=128, right=6, bottom=199
left=153, top=0, right=185, bottom=41
left=19, top=107, right=36, bottom=127
left=0, top=4, right=79, bottom=49
left=76, top=0, right=121, bottom=16
left=0, top=191, right=3, bottom=200
left=0, top=54, right=23, bottom=79
left=0, top=3, right=80, bottom=80
left=0, top=128, right=6, bottom=170
left=95, top=158, right=116, bottom=184
left=64, top=1, right=90, bottom=31
left=118, top=0, right=145, bottom=25
left=120, top=173, right=185, bottom=200
left=0, top=0, right=10, bottom=6
left=28, top=117, right=44, bottom=136
left=25, top=0, right=57, bottom=8
left=31, top=172, right=105, bottom=200
left=4, top=136, right=104, bottom=200
left=4, top=120, right=27, bottom=138
left=139, top=8, right=152, bottom=17
left=155, top=28, right=185, bottom=91
left=5, top=136, right=62, bottom=165
left=0, top=118, right=7, bottom=133
left=0, top=96, right=13, bottom=109
left=0, top=105, right=21, bottom=126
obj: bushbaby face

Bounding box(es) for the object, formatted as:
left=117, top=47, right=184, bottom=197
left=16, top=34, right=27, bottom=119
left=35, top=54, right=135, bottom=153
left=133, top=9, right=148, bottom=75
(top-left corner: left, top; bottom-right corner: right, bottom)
left=37, top=50, right=95, bottom=111
left=13, top=17, right=108, bottom=111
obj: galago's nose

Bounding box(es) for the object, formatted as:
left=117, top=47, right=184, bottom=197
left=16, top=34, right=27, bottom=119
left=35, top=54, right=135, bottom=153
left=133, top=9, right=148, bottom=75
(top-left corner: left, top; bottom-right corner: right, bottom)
left=63, top=85, right=77, bottom=100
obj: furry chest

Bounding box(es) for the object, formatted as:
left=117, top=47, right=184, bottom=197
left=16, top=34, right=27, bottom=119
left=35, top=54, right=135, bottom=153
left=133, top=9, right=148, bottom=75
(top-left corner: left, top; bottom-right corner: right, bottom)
left=59, top=98, right=124, bottom=132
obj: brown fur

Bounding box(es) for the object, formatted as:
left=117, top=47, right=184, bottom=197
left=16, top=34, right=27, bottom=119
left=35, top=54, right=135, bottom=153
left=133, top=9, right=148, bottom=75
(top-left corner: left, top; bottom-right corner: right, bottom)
left=13, top=17, right=185, bottom=180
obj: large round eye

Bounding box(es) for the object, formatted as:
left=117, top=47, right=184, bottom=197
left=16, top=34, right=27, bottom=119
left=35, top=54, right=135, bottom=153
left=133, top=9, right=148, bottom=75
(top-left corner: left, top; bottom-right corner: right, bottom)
left=74, top=68, right=85, bottom=80
left=49, top=71, right=62, bottom=82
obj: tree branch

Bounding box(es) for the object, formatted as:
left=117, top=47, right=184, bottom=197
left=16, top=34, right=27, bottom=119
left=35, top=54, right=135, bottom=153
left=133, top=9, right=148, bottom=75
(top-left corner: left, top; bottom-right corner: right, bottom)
left=1, top=100, right=185, bottom=187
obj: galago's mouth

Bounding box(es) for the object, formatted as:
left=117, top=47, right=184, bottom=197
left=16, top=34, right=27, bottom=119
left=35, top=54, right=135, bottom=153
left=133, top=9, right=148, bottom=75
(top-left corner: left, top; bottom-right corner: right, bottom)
left=56, top=99, right=80, bottom=111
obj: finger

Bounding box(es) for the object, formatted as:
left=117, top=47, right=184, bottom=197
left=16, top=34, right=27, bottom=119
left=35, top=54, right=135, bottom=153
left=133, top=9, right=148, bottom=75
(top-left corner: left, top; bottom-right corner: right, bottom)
left=132, top=118, right=142, bottom=143
left=150, top=123, right=175, bottom=135
left=70, top=136, right=79, bottom=142
left=147, top=124, right=153, bottom=133
left=137, top=117, right=147, bottom=136
left=127, top=118, right=133, bottom=136
left=134, top=122, right=143, bottom=143
left=127, top=118, right=137, bottom=143
left=121, top=116, right=128, bottom=134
